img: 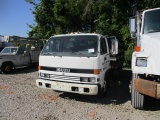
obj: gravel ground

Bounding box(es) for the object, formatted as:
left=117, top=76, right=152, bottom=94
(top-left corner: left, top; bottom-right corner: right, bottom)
left=0, top=67, right=160, bottom=120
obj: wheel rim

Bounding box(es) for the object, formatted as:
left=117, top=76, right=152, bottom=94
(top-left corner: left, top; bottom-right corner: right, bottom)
left=4, top=65, right=12, bottom=72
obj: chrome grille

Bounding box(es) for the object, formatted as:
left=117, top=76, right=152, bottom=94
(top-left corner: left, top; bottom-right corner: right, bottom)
left=49, top=74, right=80, bottom=82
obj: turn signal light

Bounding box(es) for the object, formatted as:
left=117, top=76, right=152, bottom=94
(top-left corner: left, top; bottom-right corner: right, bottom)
left=38, top=66, right=41, bottom=70
left=135, top=46, right=140, bottom=52
left=93, top=69, right=100, bottom=75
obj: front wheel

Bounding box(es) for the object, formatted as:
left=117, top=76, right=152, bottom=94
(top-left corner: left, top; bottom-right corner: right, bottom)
left=98, top=73, right=110, bottom=98
left=1, top=63, right=13, bottom=74
left=98, top=81, right=107, bottom=98
left=131, top=73, right=145, bottom=109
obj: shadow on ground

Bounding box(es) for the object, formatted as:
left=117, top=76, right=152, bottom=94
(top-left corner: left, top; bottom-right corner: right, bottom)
left=59, top=69, right=132, bottom=105
left=144, top=96, right=160, bottom=111
left=60, top=68, right=160, bottom=110
left=11, top=65, right=38, bottom=74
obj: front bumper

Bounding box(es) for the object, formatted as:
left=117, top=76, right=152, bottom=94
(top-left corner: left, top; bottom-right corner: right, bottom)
left=36, top=78, right=99, bottom=95
left=134, top=78, right=160, bottom=99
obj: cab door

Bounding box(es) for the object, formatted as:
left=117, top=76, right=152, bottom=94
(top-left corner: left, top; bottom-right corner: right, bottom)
left=99, top=37, right=110, bottom=81
left=16, top=47, right=30, bottom=66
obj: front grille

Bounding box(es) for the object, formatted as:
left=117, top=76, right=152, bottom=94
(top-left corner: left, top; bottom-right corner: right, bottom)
left=49, top=74, right=80, bottom=82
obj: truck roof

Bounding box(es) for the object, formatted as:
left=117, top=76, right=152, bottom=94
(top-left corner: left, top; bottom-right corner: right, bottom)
left=50, top=33, right=103, bottom=38
left=138, top=7, right=160, bottom=15
left=144, top=7, right=160, bottom=12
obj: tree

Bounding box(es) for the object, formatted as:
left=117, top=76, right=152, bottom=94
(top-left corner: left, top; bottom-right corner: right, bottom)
left=25, top=0, right=56, bottom=39
left=26, top=0, right=159, bottom=67
left=53, top=0, right=84, bottom=33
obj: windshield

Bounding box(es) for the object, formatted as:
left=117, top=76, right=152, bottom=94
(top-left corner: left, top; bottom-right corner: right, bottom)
left=41, top=35, right=98, bottom=57
left=143, top=9, right=160, bottom=34
left=1, top=47, right=18, bottom=54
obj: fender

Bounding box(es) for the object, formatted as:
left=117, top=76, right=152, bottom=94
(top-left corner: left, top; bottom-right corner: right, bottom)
left=132, top=51, right=151, bottom=58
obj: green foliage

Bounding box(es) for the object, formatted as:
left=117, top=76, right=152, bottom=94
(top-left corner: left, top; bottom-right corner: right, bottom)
left=137, top=0, right=160, bottom=10
left=25, top=0, right=158, bottom=67
left=123, top=40, right=135, bottom=67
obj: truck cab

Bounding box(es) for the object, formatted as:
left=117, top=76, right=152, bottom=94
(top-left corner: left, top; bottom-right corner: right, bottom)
left=0, top=46, right=31, bottom=73
left=0, top=36, right=46, bottom=74
left=36, top=33, right=111, bottom=97
left=130, top=8, right=160, bottom=109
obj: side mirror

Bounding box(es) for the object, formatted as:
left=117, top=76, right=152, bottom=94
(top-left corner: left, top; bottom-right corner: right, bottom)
left=24, top=51, right=27, bottom=54
left=129, top=18, right=136, bottom=38
left=23, top=50, right=27, bottom=56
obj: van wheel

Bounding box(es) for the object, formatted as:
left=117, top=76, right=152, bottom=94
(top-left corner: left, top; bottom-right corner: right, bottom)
left=2, top=63, right=13, bottom=74
left=131, top=73, right=145, bottom=109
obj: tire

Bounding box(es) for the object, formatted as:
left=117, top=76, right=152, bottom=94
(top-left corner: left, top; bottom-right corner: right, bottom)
left=98, top=73, right=110, bottom=98
left=112, top=68, right=119, bottom=80
left=131, top=73, right=145, bottom=109
left=2, top=63, right=13, bottom=74
left=98, top=81, right=107, bottom=98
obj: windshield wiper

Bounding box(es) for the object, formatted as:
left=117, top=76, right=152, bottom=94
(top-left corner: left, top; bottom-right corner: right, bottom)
left=42, top=52, right=52, bottom=55
left=147, top=30, right=160, bottom=33
left=74, top=52, right=92, bottom=58
left=42, top=52, right=63, bottom=57
left=42, top=52, right=57, bottom=56
left=51, top=52, right=57, bottom=56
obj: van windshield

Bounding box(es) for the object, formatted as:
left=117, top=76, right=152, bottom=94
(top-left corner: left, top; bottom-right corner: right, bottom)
left=143, top=9, right=160, bottom=34
left=41, top=35, right=98, bottom=57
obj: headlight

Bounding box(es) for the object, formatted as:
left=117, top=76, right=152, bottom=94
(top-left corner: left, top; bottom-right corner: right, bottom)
left=80, top=77, right=88, bottom=82
left=40, top=73, right=44, bottom=77
left=88, top=77, right=96, bottom=82
left=136, top=59, right=147, bottom=67
left=40, top=73, right=50, bottom=78
left=80, top=77, right=96, bottom=82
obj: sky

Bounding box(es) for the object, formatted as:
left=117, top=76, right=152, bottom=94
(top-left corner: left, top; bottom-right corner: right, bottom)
left=0, top=0, right=35, bottom=37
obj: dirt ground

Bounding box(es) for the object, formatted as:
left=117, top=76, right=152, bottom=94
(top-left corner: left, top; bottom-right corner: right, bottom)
left=0, top=67, right=160, bottom=120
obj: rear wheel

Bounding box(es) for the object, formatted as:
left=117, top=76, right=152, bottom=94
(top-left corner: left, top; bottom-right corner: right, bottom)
left=2, top=63, right=13, bottom=74
left=131, top=73, right=145, bottom=109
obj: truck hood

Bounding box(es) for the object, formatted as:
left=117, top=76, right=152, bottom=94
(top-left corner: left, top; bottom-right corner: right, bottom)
left=141, top=32, right=160, bottom=53
left=141, top=32, right=160, bottom=42
left=141, top=32, right=160, bottom=74
left=39, top=56, right=98, bottom=70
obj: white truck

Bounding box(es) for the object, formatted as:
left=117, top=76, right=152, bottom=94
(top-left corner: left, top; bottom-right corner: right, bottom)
left=130, top=8, right=160, bottom=109
left=0, top=36, right=44, bottom=74
left=36, top=33, right=124, bottom=97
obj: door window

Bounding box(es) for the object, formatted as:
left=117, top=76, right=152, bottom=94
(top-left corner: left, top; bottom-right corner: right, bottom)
left=100, top=37, right=107, bottom=55
left=17, top=47, right=25, bottom=55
